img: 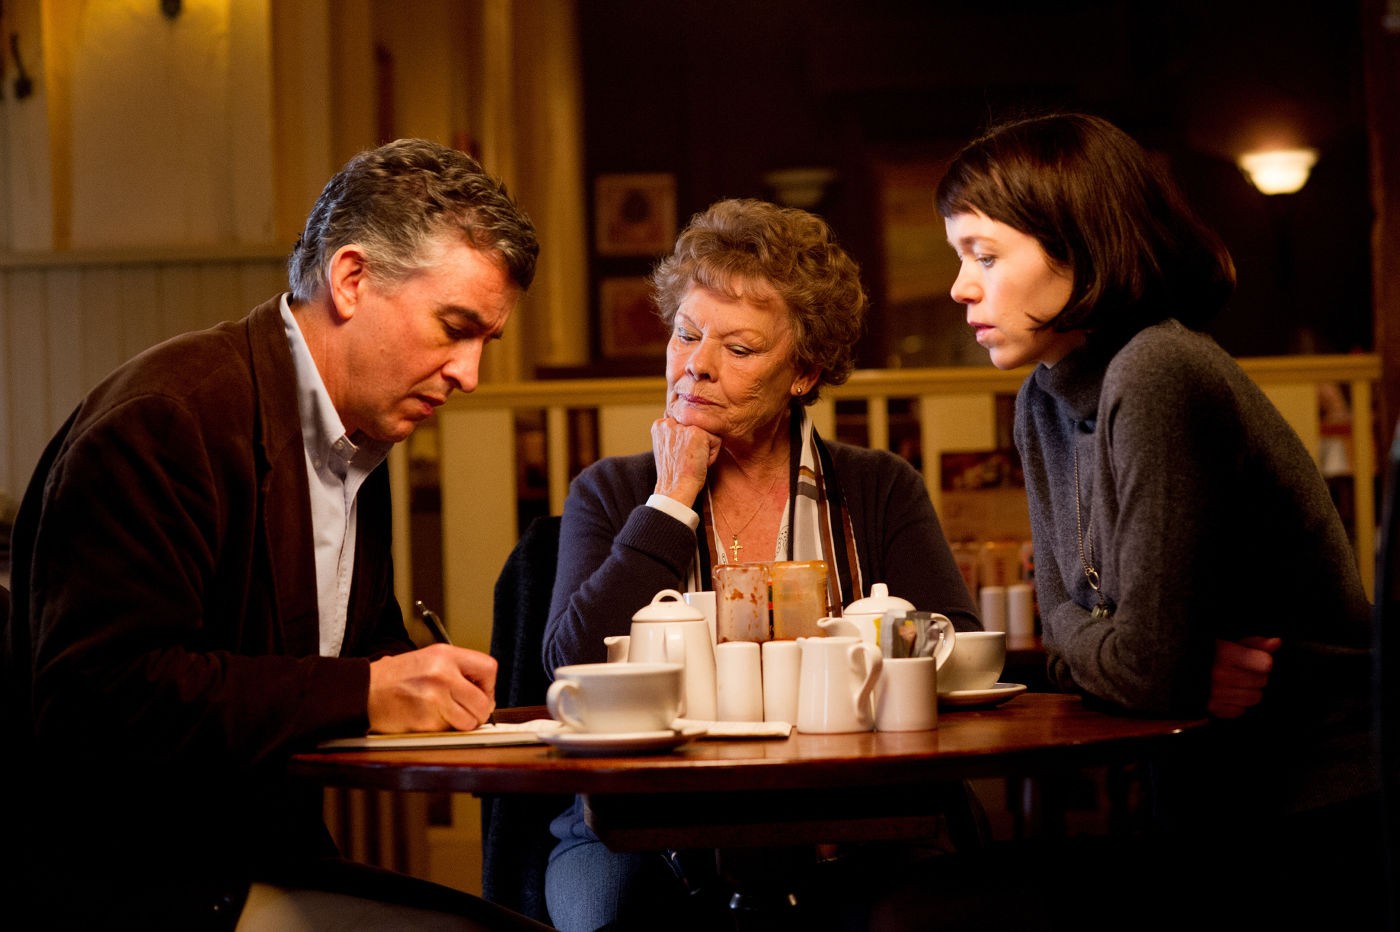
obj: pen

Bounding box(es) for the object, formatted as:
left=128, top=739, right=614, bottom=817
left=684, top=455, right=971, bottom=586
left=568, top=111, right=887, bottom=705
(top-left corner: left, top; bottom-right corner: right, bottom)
left=414, top=599, right=454, bottom=646
left=414, top=599, right=494, bottom=725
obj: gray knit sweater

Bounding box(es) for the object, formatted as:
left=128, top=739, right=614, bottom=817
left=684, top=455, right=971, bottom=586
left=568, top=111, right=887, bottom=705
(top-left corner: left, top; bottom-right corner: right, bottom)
left=1016, top=319, right=1371, bottom=728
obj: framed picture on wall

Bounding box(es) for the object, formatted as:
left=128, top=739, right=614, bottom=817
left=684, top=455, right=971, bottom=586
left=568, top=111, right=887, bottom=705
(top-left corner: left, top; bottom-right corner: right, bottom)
left=594, top=173, right=676, bottom=256
left=599, top=276, right=668, bottom=359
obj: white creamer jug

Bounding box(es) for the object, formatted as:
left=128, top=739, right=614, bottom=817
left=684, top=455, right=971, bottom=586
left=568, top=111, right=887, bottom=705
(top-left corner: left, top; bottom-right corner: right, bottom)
left=796, top=635, right=883, bottom=734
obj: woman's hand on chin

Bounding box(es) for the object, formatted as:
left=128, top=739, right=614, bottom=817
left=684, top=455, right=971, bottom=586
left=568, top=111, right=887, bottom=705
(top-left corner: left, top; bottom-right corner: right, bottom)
left=652, top=414, right=721, bottom=504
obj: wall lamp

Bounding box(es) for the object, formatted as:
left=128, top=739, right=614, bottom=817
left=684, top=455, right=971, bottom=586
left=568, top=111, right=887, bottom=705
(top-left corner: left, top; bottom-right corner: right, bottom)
left=1237, top=148, right=1318, bottom=195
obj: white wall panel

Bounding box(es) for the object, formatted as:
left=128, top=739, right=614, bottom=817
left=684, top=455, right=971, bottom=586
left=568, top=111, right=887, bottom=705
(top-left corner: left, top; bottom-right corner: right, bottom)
left=0, top=255, right=287, bottom=505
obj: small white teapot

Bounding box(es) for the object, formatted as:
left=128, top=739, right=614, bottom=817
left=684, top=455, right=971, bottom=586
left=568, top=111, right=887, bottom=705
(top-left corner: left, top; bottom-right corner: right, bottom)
left=843, top=583, right=917, bottom=655
left=627, top=589, right=717, bottom=720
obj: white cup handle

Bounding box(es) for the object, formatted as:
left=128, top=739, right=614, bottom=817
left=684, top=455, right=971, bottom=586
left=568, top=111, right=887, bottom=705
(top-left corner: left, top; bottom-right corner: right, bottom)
left=852, top=641, right=883, bottom=710
left=545, top=679, right=585, bottom=731
left=928, top=615, right=956, bottom=670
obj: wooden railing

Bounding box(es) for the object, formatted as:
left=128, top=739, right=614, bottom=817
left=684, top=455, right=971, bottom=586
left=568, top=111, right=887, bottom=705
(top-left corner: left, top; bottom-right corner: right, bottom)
left=398, top=353, right=1382, bottom=657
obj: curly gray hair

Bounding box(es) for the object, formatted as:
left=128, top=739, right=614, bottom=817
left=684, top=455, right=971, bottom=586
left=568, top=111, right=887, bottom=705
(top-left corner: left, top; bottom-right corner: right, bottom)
left=650, top=198, right=868, bottom=405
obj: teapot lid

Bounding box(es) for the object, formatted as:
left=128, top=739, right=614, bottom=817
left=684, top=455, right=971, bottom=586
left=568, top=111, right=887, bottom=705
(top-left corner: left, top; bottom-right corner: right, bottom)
left=632, top=588, right=705, bottom=622
left=844, top=582, right=916, bottom=615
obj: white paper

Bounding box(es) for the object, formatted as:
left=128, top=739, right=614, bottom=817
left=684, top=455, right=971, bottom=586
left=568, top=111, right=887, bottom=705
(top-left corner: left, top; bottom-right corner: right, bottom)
left=316, top=719, right=559, bottom=750
left=674, top=718, right=793, bottom=738
left=316, top=716, right=793, bottom=750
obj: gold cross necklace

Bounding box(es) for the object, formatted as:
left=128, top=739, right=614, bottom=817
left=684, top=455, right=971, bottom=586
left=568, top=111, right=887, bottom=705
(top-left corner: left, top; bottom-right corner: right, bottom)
left=714, top=469, right=784, bottom=562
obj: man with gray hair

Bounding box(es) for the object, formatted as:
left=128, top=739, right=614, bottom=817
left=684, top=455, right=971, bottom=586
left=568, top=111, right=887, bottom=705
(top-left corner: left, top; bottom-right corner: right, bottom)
left=3, top=139, right=545, bottom=929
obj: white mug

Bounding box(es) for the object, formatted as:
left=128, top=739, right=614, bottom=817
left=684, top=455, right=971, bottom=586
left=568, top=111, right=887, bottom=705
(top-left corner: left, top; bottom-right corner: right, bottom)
left=761, top=640, right=802, bottom=725
left=875, top=657, right=938, bottom=732
left=546, top=662, right=683, bottom=733
left=714, top=641, right=763, bottom=722
left=796, top=635, right=882, bottom=734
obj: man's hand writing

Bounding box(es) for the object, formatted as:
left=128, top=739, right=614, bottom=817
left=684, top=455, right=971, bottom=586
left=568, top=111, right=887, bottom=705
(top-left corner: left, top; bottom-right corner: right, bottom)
left=367, top=644, right=497, bottom=733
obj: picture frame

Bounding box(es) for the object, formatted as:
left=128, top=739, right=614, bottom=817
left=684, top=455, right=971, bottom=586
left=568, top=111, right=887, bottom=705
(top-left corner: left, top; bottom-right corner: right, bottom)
left=594, top=172, right=676, bottom=257
left=599, top=276, right=668, bottom=359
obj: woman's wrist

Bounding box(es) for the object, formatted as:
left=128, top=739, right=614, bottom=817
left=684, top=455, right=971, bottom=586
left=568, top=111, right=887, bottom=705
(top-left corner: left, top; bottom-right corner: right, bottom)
left=646, top=493, right=699, bottom=530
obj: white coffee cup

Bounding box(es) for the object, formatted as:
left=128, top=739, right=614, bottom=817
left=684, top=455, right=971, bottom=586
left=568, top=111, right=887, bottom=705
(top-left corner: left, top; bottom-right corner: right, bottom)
left=875, top=656, right=938, bottom=732
left=796, top=635, right=883, bottom=734
left=761, top=640, right=802, bottom=725
left=546, top=662, right=683, bottom=733
left=714, top=641, right=763, bottom=722
left=937, top=631, right=1007, bottom=694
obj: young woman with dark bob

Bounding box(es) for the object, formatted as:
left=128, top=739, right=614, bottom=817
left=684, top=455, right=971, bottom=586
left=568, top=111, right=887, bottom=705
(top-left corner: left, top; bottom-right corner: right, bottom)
left=934, top=112, right=1381, bottom=926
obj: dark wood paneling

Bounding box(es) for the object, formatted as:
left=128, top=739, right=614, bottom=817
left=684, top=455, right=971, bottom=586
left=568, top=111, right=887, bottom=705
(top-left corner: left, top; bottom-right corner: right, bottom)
left=577, top=0, right=1379, bottom=371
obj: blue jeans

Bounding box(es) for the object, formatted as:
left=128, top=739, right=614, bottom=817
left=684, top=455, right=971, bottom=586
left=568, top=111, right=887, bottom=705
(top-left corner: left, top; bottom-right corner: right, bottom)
left=544, top=797, right=676, bottom=932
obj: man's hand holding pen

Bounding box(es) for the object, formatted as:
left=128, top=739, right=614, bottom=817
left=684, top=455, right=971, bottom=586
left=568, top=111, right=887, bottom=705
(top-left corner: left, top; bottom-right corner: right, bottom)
left=365, top=601, right=497, bottom=733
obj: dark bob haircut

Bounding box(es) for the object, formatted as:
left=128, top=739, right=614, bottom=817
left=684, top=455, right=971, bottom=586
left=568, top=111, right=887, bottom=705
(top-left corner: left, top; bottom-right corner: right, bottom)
left=935, top=113, right=1235, bottom=334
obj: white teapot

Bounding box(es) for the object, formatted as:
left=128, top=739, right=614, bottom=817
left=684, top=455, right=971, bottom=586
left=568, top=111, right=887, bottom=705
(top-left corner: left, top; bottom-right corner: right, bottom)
left=627, top=589, right=717, bottom=720
left=842, top=583, right=917, bottom=655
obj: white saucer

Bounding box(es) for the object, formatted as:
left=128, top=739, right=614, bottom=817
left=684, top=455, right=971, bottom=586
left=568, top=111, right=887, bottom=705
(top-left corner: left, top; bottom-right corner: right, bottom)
left=540, top=724, right=708, bottom=756
left=938, top=682, right=1028, bottom=709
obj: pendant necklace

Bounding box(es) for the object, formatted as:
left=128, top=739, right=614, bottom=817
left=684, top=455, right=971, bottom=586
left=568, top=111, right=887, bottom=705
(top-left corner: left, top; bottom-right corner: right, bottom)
left=714, top=469, right=783, bottom=562
left=1073, top=445, right=1113, bottom=618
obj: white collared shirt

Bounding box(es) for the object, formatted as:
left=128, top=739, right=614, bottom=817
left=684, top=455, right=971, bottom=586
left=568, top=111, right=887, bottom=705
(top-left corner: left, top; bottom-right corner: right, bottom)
left=280, top=296, right=392, bottom=656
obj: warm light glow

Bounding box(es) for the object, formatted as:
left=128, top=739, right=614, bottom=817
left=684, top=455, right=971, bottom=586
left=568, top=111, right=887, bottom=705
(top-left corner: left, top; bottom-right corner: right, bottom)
left=1237, top=148, right=1319, bottom=195
left=763, top=168, right=838, bottom=208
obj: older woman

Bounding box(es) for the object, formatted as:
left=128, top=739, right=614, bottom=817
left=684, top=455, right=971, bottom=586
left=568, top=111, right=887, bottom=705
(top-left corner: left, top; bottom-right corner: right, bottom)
left=541, top=198, right=978, bottom=930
